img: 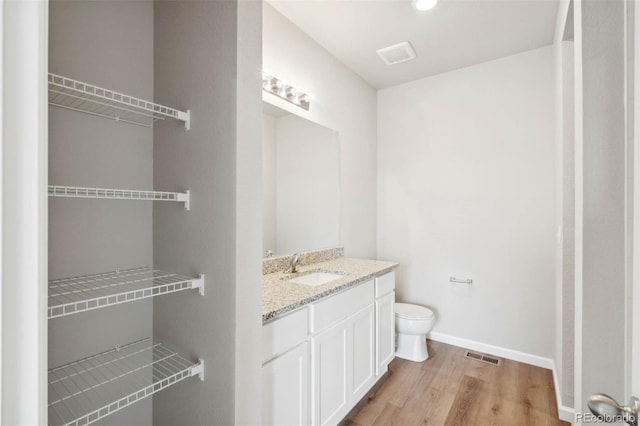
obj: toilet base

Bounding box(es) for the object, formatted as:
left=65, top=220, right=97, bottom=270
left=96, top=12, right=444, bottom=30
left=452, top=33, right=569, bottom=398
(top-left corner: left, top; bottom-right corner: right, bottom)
left=395, top=333, right=428, bottom=362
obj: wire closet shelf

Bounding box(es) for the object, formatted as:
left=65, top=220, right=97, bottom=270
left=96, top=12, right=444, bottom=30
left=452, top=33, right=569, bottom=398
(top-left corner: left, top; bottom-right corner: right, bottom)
left=48, top=338, right=204, bottom=426
left=48, top=267, right=204, bottom=319
left=48, top=73, right=190, bottom=129
left=48, top=186, right=191, bottom=210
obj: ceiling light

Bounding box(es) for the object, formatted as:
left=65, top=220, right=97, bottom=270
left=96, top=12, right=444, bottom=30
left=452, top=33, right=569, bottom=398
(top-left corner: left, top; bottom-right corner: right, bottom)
left=412, top=0, right=438, bottom=11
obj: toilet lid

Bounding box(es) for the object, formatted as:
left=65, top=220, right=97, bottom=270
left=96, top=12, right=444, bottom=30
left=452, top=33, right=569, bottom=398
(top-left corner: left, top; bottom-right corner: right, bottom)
left=394, top=302, right=434, bottom=319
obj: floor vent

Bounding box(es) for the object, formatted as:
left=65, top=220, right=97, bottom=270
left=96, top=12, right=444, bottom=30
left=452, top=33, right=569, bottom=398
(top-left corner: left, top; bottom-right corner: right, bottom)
left=464, top=351, right=501, bottom=366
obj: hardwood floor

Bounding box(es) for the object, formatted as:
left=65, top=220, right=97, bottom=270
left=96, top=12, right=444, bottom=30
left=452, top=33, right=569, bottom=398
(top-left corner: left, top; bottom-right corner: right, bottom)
left=342, top=340, right=569, bottom=426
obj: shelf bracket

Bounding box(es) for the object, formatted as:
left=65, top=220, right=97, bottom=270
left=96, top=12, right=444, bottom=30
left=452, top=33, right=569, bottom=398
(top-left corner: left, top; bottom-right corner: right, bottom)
left=177, top=190, right=191, bottom=211
left=191, top=359, right=205, bottom=381
left=178, top=109, right=191, bottom=131
left=193, top=274, right=205, bottom=296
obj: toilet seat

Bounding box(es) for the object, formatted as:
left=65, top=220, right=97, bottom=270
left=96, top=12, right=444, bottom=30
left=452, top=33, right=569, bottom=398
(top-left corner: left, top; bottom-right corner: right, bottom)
left=395, top=302, right=434, bottom=320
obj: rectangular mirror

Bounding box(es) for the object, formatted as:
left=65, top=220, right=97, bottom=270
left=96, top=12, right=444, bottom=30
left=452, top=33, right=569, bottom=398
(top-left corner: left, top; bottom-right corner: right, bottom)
left=262, top=101, right=340, bottom=257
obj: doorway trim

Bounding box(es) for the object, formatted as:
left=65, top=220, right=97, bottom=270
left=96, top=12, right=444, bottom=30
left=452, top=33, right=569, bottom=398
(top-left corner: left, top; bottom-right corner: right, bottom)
left=1, top=0, right=49, bottom=423
left=631, top=0, right=640, bottom=399
left=573, top=0, right=584, bottom=417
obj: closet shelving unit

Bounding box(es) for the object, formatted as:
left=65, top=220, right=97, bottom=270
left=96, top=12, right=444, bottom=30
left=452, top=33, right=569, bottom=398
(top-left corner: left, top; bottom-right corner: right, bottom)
left=48, top=73, right=203, bottom=426
left=48, top=338, right=204, bottom=426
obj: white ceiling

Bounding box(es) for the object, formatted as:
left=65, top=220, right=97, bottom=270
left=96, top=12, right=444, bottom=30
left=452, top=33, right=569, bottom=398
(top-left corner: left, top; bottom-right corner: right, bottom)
left=268, top=0, right=560, bottom=89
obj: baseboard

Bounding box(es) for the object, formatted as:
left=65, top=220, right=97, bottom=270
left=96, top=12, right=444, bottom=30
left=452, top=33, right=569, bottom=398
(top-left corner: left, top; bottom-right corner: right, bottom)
left=558, top=403, right=575, bottom=422
left=428, top=331, right=575, bottom=422
left=428, top=331, right=554, bottom=369
left=551, top=362, right=575, bottom=422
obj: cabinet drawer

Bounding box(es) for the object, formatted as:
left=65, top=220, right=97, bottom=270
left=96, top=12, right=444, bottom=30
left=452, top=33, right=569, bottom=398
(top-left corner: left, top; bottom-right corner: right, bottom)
left=263, top=307, right=309, bottom=364
left=375, top=272, right=395, bottom=298
left=310, top=280, right=374, bottom=333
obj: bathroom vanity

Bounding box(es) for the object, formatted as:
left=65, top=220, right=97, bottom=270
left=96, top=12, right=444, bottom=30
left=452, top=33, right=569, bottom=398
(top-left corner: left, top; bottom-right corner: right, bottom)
left=262, top=252, right=397, bottom=425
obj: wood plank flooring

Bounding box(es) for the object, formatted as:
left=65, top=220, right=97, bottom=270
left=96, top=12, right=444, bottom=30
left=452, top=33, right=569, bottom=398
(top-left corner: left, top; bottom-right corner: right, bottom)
left=342, top=340, right=569, bottom=426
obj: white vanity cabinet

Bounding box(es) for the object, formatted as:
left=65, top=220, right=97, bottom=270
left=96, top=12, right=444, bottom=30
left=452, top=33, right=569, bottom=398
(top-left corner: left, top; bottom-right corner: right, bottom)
left=375, top=272, right=396, bottom=376
left=312, top=320, right=349, bottom=426
left=262, top=342, right=310, bottom=426
left=262, top=271, right=395, bottom=426
left=349, top=303, right=376, bottom=404
left=262, top=308, right=311, bottom=425
left=310, top=281, right=375, bottom=426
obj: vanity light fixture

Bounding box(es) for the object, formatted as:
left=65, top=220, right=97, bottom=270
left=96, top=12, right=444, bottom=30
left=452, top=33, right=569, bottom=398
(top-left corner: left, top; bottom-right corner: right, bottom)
left=412, top=0, right=438, bottom=11
left=262, top=73, right=311, bottom=111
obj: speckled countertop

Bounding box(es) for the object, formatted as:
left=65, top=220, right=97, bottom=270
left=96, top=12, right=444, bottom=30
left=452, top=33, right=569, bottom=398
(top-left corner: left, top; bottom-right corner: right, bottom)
left=263, top=257, right=398, bottom=323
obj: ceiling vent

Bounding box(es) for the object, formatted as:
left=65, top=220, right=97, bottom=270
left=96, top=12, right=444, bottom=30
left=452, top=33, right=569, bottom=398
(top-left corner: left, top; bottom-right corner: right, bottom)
left=376, top=41, right=417, bottom=65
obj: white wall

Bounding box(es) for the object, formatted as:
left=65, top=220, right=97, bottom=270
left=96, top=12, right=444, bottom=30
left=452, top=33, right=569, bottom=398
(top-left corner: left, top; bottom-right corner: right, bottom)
left=263, top=3, right=377, bottom=258
left=234, top=2, right=264, bottom=421
left=153, top=1, right=263, bottom=423
left=378, top=46, right=556, bottom=359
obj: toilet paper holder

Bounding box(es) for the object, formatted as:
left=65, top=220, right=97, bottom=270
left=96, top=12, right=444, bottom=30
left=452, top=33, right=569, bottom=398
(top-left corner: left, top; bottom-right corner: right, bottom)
left=449, top=277, right=473, bottom=284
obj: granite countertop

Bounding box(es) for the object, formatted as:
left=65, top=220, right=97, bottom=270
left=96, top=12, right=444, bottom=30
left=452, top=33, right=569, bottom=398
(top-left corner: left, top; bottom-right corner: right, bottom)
left=263, top=257, right=398, bottom=323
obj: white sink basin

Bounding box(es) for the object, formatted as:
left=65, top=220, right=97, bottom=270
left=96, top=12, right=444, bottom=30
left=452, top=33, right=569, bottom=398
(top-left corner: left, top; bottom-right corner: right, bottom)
left=289, top=271, right=345, bottom=286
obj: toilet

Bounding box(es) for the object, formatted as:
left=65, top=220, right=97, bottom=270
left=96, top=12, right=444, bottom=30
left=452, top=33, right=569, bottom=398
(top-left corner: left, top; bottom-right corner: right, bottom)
left=394, top=302, right=435, bottom=362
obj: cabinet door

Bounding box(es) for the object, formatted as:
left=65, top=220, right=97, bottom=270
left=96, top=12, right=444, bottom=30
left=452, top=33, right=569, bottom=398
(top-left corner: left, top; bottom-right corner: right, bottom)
left=262, top=342, right=310, bottom=426
left=312, top=321, right=349, bottom=426
left=376, top=291, right=395, bottom=376
left=349, top=304, right=376, bottom=404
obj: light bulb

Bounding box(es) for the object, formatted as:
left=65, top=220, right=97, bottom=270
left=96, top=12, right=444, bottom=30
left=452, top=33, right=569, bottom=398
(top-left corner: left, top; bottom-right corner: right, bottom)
left=262, top=75, right=272, bottom=89
left=284, top=86, right=298, bottom=101
left=298, top=93, right=311, bottom=106
left=412, top=0, right=438, bottom=11
left=270, top=78, right=283, bottom=93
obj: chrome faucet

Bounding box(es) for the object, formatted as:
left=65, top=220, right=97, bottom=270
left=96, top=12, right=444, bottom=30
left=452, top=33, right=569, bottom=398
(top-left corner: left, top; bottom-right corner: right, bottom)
left=284, top=253, right=301, bottom=274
